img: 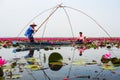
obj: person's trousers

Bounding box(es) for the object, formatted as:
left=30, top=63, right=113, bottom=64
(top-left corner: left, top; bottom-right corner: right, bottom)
left=28, top=35, right=34, bottom=42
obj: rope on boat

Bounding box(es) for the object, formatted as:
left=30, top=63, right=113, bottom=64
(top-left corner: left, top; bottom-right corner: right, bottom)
left=62, top=7, right=75, bottom=39
left=38, top=51, right=51, bottom=80
left=66, top=48, right=76, bottom=78
left=37, top=4, right=58, bottom=56
left=41, top=19, right=48, bottom=38
left=16, top=5, right=58, bottom=37
left=58, top=6, right=76, bottom=78
left=17, top=4, right=111, bottom=38
left=36, top=5, right=76, bottom=79
left=42, top=70, right=51, bottom=80
left=25, top=68, right=37, bottom=80
left=36, top=4, right=76, bottom=42
left=34, top=4, right=62, bottom=35
left=64, top=6, right=111, bottom=38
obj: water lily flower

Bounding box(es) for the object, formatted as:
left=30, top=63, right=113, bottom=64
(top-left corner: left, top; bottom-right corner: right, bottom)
left=0, top=57, right=6, bottom=66
left=104, top=53, right=111, bottom=59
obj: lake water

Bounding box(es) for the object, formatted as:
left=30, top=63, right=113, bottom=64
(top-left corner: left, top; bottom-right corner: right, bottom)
left=0, top=46, right=120, bottom=80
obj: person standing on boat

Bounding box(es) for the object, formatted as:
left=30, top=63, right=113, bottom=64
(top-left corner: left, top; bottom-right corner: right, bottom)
left=24, top=23, right=37, bottom=42
left=76, top=32, right=84, bottom=43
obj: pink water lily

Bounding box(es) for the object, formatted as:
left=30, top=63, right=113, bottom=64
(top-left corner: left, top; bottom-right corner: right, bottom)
left=0, top=58, right=6, bottom=66
left=104, top=53, right=111, bottom=59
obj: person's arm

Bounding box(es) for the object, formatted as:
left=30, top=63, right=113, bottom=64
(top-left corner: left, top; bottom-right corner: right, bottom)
left=31, top=27, right=37, bottom=32
left=33, top=28, right=37, bottom=32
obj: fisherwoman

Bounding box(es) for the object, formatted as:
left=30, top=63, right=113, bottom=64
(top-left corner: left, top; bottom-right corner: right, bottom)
left=76, top=32, right=84, bottom=43
left=24, top=23, right=37, bottom=42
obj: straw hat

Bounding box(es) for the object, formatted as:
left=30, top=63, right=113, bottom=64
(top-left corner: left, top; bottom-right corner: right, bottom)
left=30, top=23, right=37, bottom=26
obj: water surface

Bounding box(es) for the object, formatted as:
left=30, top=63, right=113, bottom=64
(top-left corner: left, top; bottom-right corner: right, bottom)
left=0, top=46, right=120, bottom=80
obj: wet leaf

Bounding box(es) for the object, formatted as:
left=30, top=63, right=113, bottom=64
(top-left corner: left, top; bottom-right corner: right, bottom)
left=101, top=65, right=116, bottom=70
left=6, top=74, right=21, bottom=79
left=24, top=65, right=43, bottom=71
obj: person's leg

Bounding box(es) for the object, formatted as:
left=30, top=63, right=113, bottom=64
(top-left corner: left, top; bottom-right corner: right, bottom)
left=28, top=49, right=34, bottom=57
left=30, top=36, right=34, bottom=42
left=28, top=35, right=34, bottom=42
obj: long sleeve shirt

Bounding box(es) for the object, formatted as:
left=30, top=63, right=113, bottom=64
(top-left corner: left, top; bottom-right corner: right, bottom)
left=24, top=26, right=34, bottom=37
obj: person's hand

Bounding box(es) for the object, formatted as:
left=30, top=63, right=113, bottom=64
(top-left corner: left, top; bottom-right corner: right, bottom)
left=34, top=29, right=37, bottom=32
left=35, top=30, right=38, bottom=32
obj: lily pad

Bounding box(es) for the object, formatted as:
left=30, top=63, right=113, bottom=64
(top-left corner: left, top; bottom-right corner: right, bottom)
left=101, top=65, right=116, bottom=70
left=72, top=61, right=85, bottom=66
left=24, top=64, right=43, bottom=71
left=49, top=62, right=63, bottom=65
left=85, top=62, right=97, bottom=65
left=71, top=58, right=88, bottom=66
left=6, top=74, right=21, bottom=79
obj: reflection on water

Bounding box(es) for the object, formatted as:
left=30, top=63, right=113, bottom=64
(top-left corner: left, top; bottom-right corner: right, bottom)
left=0, top=46, right=120, bottom=80
left=25, top=49, right=35, bottom=58
left=48, top=52, right=63, bottom=71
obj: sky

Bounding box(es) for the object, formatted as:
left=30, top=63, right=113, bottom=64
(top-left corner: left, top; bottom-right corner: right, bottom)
left=0, top=0, right=120, bottom=38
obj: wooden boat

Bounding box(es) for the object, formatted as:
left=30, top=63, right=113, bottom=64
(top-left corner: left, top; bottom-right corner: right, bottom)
left=17, top=41, right=72, bottom=46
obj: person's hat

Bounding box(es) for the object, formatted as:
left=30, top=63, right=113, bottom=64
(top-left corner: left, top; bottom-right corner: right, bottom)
left=30, top=23, right=37, bottom=26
